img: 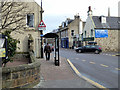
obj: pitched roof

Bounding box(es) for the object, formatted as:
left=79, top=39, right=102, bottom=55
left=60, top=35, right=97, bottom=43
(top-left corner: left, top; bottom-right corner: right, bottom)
left=92, top=16, right=120, bottom=30
left=68, top=19, right=74, bottom=24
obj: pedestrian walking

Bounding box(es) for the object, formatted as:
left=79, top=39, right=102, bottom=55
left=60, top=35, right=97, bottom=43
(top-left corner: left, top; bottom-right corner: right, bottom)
left=44, top=43, right=52, bottom=60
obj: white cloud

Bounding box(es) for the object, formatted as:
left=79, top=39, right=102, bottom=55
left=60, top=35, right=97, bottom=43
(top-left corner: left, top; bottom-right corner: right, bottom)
left=35, top=0, right=119, bottom=33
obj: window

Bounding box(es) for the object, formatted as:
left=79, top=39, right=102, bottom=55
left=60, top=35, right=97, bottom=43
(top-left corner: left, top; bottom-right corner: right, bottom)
left=85, top=45, right=90, bottom=48
left=91, top=45, right=96, bottom=48
left=91, top=29, right=93, bottom=37
left=65, top=20, right=68, bottom=26
left=62, top=22, right=65, bottom=28
left=85, top=31, right=86, bottom=38
left=27, top=14, right=34, bottom=27
left=71, top=30, right=74, bottom=36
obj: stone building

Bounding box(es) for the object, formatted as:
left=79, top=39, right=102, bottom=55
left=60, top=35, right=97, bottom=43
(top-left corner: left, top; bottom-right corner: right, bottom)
left=58, top=14, right=85, bottom=49
left=83, top=6, right=120, bottom=52
left=1, top=0, right=43, bottom=57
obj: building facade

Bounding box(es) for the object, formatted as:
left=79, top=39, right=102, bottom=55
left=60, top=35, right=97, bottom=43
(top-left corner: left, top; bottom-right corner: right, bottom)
left=11, top=1, right=42, bottom=53
left=1, top=0, right=43, bottom=57
left=83, top=6, right=120, bottom=52
left=58, top=15, right=85, bottom=49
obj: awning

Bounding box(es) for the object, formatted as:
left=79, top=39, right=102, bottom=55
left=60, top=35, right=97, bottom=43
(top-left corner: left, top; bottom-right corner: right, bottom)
left=43, top=33, right=59, bottom=38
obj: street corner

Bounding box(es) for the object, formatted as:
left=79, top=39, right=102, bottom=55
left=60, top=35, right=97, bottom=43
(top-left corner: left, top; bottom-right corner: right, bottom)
left=66, top=59, right=107, bottom=89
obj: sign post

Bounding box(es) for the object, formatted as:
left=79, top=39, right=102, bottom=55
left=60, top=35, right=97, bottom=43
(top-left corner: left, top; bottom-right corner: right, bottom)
left=38, top=20, right=46, bottom=58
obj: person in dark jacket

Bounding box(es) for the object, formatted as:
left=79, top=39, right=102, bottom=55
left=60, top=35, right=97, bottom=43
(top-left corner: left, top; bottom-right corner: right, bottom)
left=44, top=43, right=51, bottom=60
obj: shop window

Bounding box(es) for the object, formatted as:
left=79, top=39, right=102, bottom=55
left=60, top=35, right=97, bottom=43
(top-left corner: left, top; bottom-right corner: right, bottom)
left=91, top=29, right=93, bottom=37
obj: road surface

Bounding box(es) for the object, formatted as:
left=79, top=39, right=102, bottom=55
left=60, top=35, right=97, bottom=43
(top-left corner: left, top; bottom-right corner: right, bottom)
left=60, top=48, right=119, bottom=88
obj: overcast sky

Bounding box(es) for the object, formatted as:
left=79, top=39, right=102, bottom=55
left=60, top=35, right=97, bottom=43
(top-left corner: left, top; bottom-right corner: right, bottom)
left=35, top=0, right=120, bottom=34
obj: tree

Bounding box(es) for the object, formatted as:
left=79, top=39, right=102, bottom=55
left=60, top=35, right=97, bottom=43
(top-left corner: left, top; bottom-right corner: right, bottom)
left=2, top=30, right=18, bottom=67
left=0, top=0, right=31, bottom=66
left=0, top=0, right=30, bottom=32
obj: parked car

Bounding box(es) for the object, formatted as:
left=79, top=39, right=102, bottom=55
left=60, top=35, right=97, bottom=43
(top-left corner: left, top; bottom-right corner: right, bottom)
left=75, top=45, right=102, bottom=54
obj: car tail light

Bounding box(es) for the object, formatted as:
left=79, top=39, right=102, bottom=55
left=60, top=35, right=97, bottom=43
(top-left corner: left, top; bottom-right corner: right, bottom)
left=99, top=48, right=101, bottom=49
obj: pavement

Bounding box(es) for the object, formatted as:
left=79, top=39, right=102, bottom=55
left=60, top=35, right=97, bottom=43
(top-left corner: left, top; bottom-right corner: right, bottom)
left=33, top=53, right=97, bottom=88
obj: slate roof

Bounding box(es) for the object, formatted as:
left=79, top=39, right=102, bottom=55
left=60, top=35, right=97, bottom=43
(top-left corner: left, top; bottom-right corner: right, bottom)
left=92, top=16, right=120, bottom=30
left=68, top=19, right=74, bottom=24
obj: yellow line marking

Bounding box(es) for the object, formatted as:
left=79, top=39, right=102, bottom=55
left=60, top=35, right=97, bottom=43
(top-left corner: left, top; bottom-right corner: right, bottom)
left=82, top=60, right=86, bottom=62
left=115, top=68, right=120, bottom=71
left=67, top=59, right=107, bottom=89
left=82, top=76, right=107, bottom=89
left=112, top=55, right=116, bottom=56
left=67, top=59, right=81, bottom=75
left=90, top=62, right=96, bottom=64
left=100, top=64, right=109, bottom=68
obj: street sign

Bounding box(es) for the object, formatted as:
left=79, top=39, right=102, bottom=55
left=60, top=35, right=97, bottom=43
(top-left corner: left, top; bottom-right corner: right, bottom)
left=40, top=35, right=44, bottom=37
left=0, top=34, right=7, bottom=59
left=38, top=20, right=46, bottom=30
left=95, top=29, right=108, bottom=38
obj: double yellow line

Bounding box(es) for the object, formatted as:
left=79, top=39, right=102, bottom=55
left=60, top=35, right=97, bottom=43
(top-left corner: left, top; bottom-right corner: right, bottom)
left=67, top=59, right=108, bottom=89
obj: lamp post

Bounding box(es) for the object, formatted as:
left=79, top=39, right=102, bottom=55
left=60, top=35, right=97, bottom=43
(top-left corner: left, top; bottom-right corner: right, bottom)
left=40, top=0, right=44, bottom=58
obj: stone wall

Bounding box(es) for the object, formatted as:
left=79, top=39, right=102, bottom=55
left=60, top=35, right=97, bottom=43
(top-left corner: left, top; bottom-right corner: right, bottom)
left=2, top=52, right=40, bottom=88
left=95, top=30, right=120, bottom=52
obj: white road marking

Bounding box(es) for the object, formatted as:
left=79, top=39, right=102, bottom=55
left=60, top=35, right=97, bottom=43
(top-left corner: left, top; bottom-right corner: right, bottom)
left=89, top=62, right=96, bottom=64
left=82, top=60, right=86, bottom=62
left=100, top=64, right=109, bottom=68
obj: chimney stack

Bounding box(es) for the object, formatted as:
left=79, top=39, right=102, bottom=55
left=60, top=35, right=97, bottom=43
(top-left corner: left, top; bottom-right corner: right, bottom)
left=89, top=6, right=91, bottom=11
left=108, top=7, right=110, bottom=17
left=87, top=6, right=92, bottom=16
left=74, top=13, right=80, bottom=19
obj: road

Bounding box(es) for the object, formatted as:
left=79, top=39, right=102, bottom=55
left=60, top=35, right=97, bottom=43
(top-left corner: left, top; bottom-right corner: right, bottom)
left=59, top=48, right=119, bottom=88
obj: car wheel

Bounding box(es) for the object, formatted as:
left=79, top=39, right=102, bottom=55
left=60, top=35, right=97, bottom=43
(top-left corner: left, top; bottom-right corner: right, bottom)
left=95, top=50, right=99, bottom=54
left=79, top=50, right=82, bottom=53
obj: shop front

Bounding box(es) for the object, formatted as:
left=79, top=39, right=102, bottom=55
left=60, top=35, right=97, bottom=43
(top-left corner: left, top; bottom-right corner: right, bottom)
left=61, top=38, right=69, bottom=48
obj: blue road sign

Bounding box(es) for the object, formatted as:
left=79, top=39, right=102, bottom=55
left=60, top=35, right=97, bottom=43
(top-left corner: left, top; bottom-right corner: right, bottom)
left=95, top=29, right=108, bottom=38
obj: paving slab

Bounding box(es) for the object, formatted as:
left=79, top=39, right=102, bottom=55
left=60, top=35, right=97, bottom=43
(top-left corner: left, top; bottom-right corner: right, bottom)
left=34, top=54, right=96, bottom=88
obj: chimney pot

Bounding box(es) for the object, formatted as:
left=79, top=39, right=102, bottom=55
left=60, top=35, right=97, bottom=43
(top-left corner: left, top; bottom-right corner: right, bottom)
left=89, top=6, right=91, bottom=11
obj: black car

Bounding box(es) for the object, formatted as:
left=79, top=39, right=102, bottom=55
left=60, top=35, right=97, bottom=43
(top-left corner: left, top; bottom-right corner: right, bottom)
left=75, top=45, right=102, bottom=54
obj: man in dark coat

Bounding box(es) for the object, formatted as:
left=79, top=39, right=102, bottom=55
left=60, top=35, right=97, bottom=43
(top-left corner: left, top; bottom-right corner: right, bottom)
left=44, top=43, right=51, bottom=60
